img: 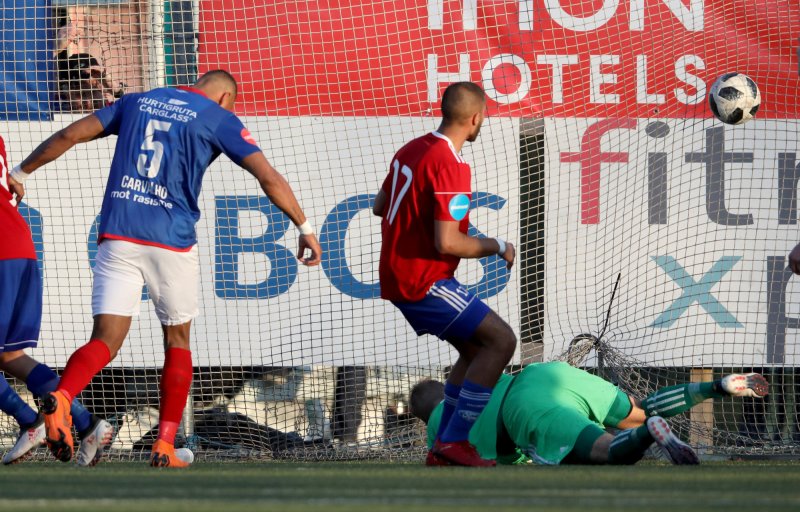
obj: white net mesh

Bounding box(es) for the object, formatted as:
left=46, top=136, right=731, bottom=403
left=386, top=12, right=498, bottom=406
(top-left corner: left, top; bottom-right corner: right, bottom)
left=1, top=1, right=799, bottom=460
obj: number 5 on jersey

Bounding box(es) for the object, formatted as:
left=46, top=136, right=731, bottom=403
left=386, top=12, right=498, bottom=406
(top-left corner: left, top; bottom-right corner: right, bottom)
left=137, top=119, right=172, bottom=178
left=387, top=159, right=412, bottom=225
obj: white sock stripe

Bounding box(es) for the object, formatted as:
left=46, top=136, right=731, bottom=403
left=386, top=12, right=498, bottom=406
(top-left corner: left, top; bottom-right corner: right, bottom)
left=431, top=284, right=470, bottom=310
left=460, top=401, right=491, bottom=408
left=444, top=396, right=459, bottom=405
left=459, top=390, right=491, bottom=402
left=646, top=390, right=685, bottom=406
left=459, top=388, right=491, bottom=397
left=458, top=399, right=491, bottom=407
left=654, top=401, right=687, bottom=413
left=444, top=389, right=461, bottom=399
left=610, top=432, right=632, bottom=448
left=650, top=388, right=684, bottom=400
left=649, top=395, right=686, bottom=409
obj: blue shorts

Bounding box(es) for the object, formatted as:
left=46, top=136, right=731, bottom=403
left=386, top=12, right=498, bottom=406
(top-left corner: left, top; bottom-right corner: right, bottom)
left=393, top=278, right=490, bottom=343
left=0, top=259, right=41, bottom=352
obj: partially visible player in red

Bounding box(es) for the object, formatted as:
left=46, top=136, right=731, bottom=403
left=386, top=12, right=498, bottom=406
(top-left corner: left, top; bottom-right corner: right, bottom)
left=0, top=135, right=113, bottom=466
left=373, top=82, right=517, bottom=466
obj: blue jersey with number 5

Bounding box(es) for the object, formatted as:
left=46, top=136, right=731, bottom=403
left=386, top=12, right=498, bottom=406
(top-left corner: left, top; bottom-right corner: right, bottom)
left=94, top=86, right=260, bottom=250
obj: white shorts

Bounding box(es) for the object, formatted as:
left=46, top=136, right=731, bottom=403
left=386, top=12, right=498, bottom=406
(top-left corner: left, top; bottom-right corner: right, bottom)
left=92, top=239, right=199, bottom=326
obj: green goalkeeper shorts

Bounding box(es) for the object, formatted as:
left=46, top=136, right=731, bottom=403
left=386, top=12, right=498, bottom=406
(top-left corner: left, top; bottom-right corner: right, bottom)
left=501, top=361, right=621, bottom=465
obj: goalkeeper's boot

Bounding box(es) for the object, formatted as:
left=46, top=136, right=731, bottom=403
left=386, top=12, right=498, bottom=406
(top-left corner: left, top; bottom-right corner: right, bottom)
left=646, top=416, right=699, bottom=465
left=41, top=391, right=74, bottom=462
left=150, top=439, right=193, bottom=468
left=2, top=414, right=46, bottom=465
left=431, top=439, right=496, bottom=467
left=76, top=417, right=115, bottom=467
left=720, top=373, right=769, bottom=398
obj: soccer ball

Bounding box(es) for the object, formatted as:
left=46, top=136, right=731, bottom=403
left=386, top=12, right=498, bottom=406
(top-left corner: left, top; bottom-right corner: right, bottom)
left=175, top=447, right=194, bottom=464
left=708, top=73, right=761, bottom=125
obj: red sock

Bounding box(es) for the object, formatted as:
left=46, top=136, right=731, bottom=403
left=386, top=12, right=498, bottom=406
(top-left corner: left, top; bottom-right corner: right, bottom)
left=58, top=339, right=112, bottom=401
left=158, top=347, right=193, bottom=444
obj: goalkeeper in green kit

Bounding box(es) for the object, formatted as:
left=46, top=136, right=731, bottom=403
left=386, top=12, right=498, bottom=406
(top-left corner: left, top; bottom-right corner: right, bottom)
left=410, top=361, right=769, bottom=465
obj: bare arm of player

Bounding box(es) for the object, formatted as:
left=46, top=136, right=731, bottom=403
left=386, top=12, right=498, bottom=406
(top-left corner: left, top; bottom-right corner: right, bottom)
left=372, top=189, right=387, bottom=217
left=19, top=114, right=106, bottom=173
left=434, top=220, right=515, bottom=269
left=239, top=152, right=322, bottom=266
left=8, top=114, right=106, bottom=202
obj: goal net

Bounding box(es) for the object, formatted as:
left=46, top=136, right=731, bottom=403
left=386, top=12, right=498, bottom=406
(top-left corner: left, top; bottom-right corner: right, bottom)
left=1, top=0, right=799, bottom=461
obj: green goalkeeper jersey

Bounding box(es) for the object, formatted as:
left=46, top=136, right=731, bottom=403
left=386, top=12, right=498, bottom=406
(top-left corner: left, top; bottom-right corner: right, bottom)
left=426, top=373, right=530, bottom=465
left=501, top=362, right=620, bottom=464
left=425, top=363, right=621, bottom=465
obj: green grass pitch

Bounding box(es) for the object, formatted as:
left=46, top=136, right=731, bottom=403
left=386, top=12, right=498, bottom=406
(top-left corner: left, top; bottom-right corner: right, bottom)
left=0, top=460, right=798, bottom=511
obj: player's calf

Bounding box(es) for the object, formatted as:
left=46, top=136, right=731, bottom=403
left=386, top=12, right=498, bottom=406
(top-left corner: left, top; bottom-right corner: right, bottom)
left=643, top=373, right=769, bottom=420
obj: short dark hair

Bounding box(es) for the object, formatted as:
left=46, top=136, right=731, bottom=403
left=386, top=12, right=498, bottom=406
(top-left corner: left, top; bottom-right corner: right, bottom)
left=196, top=69, right=238, bottom=96
left=440, top=82, right=485, bottom=122
left=409, top=379, right=445, bottom=424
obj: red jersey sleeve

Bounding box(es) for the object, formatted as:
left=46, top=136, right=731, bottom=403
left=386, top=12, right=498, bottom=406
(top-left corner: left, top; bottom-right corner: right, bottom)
left=0, top=135, right=37, bottom=260
left=377, top=165, right=394, bottom=217
left=380, top=164, right=393, bottom=195
left=0, top=135, right=10, bottom=203
left=431, top=158, right=471, bottom=222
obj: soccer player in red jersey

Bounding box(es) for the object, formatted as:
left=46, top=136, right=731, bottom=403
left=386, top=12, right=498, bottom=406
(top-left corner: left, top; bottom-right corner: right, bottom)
left=373, top=82, right=517, bottom=466
left=0, top=135, right=113, bottom=466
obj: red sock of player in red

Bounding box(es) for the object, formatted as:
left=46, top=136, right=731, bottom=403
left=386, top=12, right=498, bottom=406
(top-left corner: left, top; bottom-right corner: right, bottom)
left=157, top=347, right=193, bottom=444
left=57, top=339, right=112, bottom=402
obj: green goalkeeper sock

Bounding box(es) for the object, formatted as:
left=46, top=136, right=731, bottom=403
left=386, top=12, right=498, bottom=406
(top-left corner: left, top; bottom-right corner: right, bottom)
left=607, top=424, right=653, bottom=465
left=642, top=381, right=725, bottom=418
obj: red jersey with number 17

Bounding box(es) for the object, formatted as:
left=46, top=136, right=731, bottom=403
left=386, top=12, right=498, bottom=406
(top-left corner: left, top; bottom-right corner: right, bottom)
left=378, top=132, right=472, bottom=302
left=0, top=136, right=36, bottom=261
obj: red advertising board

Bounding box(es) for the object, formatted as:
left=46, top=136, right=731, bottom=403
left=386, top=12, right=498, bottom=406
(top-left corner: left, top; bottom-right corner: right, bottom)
left=199, top=1, right=800, bottom=118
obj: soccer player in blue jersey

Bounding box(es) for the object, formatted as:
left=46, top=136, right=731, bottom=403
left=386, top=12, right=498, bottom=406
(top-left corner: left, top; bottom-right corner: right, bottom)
left=10, top=70, right=322, bottom=467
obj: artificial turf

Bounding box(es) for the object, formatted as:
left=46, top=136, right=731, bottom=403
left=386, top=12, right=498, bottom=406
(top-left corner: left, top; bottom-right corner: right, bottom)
left=0, top=460, right=798, bottom=511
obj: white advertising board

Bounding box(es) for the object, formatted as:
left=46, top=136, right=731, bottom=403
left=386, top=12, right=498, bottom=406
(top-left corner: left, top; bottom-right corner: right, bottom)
left=3, top=116, right=520, bottom=367
left=543, top=118, right=800, bottom=366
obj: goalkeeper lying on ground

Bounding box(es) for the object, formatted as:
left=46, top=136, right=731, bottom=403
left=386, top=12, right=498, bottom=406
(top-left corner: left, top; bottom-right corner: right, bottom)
left=410, top=362, right=769, bottom=466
